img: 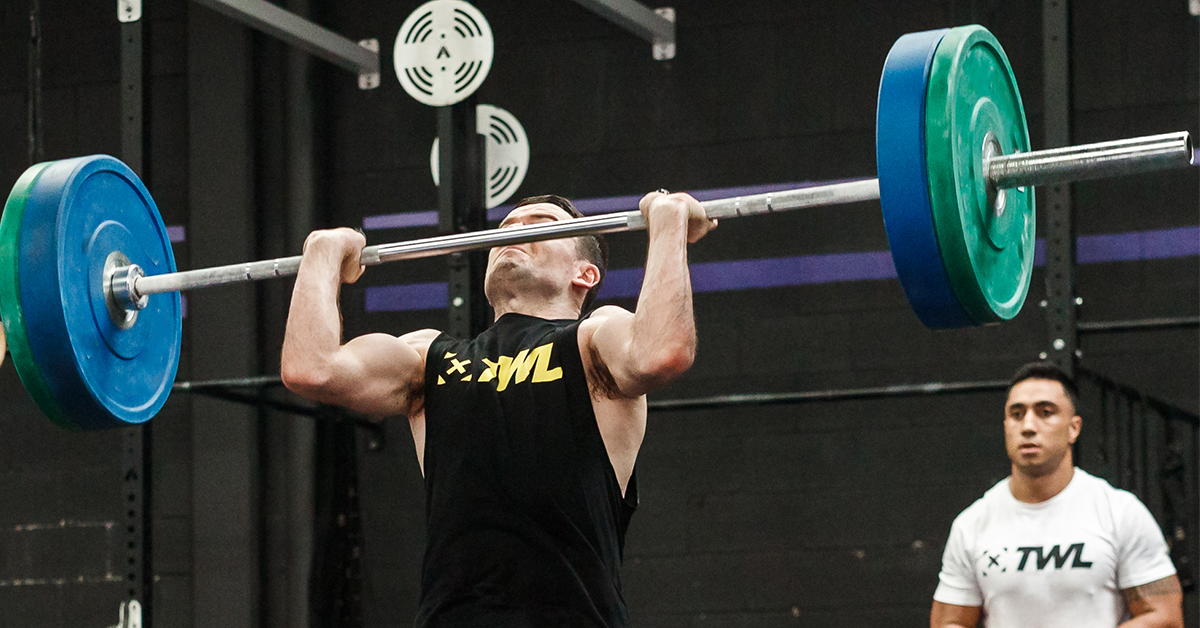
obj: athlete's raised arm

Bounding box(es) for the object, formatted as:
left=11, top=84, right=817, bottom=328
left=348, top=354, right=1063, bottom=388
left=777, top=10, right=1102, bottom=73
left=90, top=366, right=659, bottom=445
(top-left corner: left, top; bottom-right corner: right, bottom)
left=586, top=192, right=715, bottom=398
left=281, top=228, right=432, bottom=417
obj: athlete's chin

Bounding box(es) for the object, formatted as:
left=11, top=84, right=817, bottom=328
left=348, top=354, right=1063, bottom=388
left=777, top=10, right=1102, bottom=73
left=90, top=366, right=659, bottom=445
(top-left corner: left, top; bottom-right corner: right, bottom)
left=488, top=258, right=528, bottom=281
left=1012, top=453, right=1066, bottom=477
left=493, top=247, right=530, bottom=265
left=492, top=255, right=525, bottom=272
left=485, top=260, right=534, bottom=299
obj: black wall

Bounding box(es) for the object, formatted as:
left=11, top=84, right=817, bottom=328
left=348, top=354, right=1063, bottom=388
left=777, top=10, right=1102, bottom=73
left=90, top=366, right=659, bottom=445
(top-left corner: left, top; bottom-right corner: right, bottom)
left=0, top=1, right=1195, bottom=627
left=332, top=1, right=1199, bottom=626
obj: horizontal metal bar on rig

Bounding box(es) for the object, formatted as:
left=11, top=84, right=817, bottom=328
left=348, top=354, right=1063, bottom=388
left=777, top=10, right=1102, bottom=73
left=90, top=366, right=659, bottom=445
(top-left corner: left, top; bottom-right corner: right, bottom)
left=647, top=380, right=1010, bottom=411
left=1076, top=316, right=1200, bottom=334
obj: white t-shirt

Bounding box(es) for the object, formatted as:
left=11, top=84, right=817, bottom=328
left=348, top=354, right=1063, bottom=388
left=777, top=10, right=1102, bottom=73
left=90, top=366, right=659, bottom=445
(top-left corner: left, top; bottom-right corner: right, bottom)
left=934, top=468, right=1176, bottom=628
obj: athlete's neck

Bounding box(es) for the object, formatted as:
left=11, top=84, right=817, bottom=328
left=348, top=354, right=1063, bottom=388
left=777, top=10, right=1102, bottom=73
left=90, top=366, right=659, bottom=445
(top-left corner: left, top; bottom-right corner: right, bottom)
left=1009, top=458, right=1075, bottom=504
left=491, top=294, right=582, bottom=322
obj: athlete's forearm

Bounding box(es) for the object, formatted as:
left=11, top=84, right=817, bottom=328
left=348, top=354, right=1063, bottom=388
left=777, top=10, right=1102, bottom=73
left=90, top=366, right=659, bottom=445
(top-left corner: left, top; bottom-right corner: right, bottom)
left=1118, top=610, right=1183, bottom=628
left=929, top=601, right=980, bottom=628
left=1117, top=598, right=1184, bottom=628
left=630, top=206, right=696, bottom=380
left=281, top=241, right=351, bottom=391
left=1119, top=577, right=1184, bottom=628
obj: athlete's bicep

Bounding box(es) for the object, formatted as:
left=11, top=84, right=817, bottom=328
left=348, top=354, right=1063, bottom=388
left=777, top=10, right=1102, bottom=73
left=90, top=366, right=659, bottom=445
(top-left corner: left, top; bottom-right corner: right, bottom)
left=330, top=329, right=434, bottom=417
left=930, top=601, right=980, bottom=628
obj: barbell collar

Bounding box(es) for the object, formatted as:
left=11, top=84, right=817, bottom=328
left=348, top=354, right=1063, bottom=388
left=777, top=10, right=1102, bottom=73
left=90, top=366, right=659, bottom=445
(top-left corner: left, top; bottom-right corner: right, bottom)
left=987, top=131, right=1192, bottom=190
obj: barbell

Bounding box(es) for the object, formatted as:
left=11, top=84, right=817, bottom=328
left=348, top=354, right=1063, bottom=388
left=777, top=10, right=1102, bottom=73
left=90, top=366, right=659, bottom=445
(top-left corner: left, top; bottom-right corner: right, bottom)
left=0, top=25, right=1193, bottom=431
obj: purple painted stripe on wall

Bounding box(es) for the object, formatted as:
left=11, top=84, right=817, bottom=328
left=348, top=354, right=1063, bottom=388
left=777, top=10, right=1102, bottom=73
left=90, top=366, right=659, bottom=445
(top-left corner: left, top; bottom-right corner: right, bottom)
left=597, top=251, right=897, bottom=300
left=362, top=226, right=1199, bottom=312
left=363, top=211, right=439, bottom=230
left=1077, top=226, right=1199, bottom=263
left=364, top=282, right=449, bottom=313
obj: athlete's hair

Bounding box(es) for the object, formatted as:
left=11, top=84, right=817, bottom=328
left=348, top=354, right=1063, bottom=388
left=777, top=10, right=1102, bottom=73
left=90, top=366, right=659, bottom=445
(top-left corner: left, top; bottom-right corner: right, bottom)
left=513, top=195, right=608, bottom=314
left=1009, top=361, right=1079, bottom=413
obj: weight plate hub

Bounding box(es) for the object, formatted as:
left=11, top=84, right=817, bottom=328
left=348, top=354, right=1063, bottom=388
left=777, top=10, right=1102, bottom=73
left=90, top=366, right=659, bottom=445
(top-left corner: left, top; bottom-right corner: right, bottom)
left=925, top=25, right=1035, bottom=324
left=876, top=28, right=976, bottom=329
left=15, top=155, right=181, bottom=430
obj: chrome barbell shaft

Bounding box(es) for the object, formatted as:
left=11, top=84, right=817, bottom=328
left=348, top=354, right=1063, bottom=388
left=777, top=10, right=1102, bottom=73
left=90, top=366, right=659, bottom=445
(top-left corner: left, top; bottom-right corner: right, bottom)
left=129, top=178, right=883, bottom=301
left=126, top=130, right=1194, bottom=305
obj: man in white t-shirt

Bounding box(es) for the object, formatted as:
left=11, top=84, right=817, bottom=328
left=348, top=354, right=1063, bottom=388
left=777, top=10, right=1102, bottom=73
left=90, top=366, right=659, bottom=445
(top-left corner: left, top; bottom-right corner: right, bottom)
left=931, top=362, right=1183, bottom=628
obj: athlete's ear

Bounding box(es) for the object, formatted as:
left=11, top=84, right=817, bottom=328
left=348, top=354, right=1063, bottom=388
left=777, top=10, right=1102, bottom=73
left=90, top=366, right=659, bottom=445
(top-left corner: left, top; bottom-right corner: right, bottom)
left=1068, top=414, right=1082, bottom=444
left=571, top=260, right=600, bottom=291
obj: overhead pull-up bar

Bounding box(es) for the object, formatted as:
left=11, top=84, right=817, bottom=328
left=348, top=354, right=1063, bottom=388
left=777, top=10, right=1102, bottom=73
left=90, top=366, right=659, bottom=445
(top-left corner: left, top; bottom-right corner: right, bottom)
left=191, top=0, right=380, bottom=88
left=569, top=0, right=676, bottom=60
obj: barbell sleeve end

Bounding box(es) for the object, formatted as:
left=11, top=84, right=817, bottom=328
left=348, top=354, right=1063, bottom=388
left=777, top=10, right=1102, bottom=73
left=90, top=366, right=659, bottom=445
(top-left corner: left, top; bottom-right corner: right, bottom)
left=986, top=130, right=1194, bottom=190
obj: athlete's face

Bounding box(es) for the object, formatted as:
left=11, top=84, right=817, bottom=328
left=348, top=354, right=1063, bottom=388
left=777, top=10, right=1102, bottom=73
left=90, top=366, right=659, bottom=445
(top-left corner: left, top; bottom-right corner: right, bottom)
left=484, top=203, right=598, bottom=307
left=1004, top=378, right=1081, bottom=478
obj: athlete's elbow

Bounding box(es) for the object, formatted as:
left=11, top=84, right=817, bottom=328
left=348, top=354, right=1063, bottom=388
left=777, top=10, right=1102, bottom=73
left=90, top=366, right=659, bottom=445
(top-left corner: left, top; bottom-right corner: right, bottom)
left=281, top=359, right=336, bottom=399
left=640, top=344, right=695, bottom=383
left=1154, top=610, right=1184, bottom=628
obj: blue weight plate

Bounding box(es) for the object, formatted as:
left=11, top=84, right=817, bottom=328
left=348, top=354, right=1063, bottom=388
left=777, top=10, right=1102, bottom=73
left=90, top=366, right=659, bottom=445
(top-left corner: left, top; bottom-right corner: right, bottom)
left=0, top=161, right=82, bottom=431
left=876, top=28, right=976, bottom=329
left=19, top=155, right=181, bottom=430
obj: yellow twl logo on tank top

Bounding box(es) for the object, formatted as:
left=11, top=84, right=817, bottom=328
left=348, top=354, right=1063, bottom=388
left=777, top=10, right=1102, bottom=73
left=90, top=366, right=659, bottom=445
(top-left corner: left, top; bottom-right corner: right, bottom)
left=436, top=343, right=562, bottom=391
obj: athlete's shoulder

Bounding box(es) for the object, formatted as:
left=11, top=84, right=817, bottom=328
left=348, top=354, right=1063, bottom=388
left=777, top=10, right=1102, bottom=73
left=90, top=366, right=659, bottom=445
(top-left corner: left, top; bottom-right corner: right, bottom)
left=951, top=477, right=1012, bottom=529
left=403, top=328, right=446, bottom=358
left=1076, top=469, right=1159, bottom=530
left=1069, top=468, right=1141, bottom=507
left=583, top=305, right=632, bottom=322
left=402, top=328, right=443, bottom=346
left=1076, top=467, right=1128, bottom=494
left=578, top=305, right=633, bottom=335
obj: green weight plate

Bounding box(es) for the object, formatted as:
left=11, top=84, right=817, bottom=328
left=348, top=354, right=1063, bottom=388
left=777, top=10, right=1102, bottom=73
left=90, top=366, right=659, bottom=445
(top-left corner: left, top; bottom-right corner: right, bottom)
left=0, top=162, right=81, bottom=431
left=924, top=25, right=1035, bottom=324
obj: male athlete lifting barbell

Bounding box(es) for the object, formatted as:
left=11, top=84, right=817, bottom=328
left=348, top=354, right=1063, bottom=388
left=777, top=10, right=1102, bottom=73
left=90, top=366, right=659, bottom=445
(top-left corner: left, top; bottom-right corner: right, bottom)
left=282, top=192, right=714, bottom=627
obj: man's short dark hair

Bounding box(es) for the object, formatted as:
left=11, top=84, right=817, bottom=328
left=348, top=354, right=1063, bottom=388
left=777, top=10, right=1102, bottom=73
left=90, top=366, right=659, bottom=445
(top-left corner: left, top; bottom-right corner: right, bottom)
left=513, top=194, right=608, bottom=313
left=1009, top=361, right=1079, bottom=413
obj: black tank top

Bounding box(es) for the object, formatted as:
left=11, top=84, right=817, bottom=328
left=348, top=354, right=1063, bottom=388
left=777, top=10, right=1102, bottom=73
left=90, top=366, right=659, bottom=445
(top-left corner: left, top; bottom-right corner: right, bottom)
left=416, top=313, right=638, bottom=628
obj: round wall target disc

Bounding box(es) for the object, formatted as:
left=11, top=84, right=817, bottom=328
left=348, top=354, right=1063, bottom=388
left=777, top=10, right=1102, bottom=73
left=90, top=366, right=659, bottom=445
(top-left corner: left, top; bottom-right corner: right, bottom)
left=394, top=0, right=494, bottom=107
left=431, top=103, right=530, bottom=208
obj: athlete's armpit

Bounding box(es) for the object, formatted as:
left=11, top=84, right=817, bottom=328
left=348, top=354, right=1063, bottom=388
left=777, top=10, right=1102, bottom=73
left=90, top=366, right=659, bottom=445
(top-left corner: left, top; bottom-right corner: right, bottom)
left=586, top=341, right=625, bottom=401
left=1121, top=575, right=1183, bottom=627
